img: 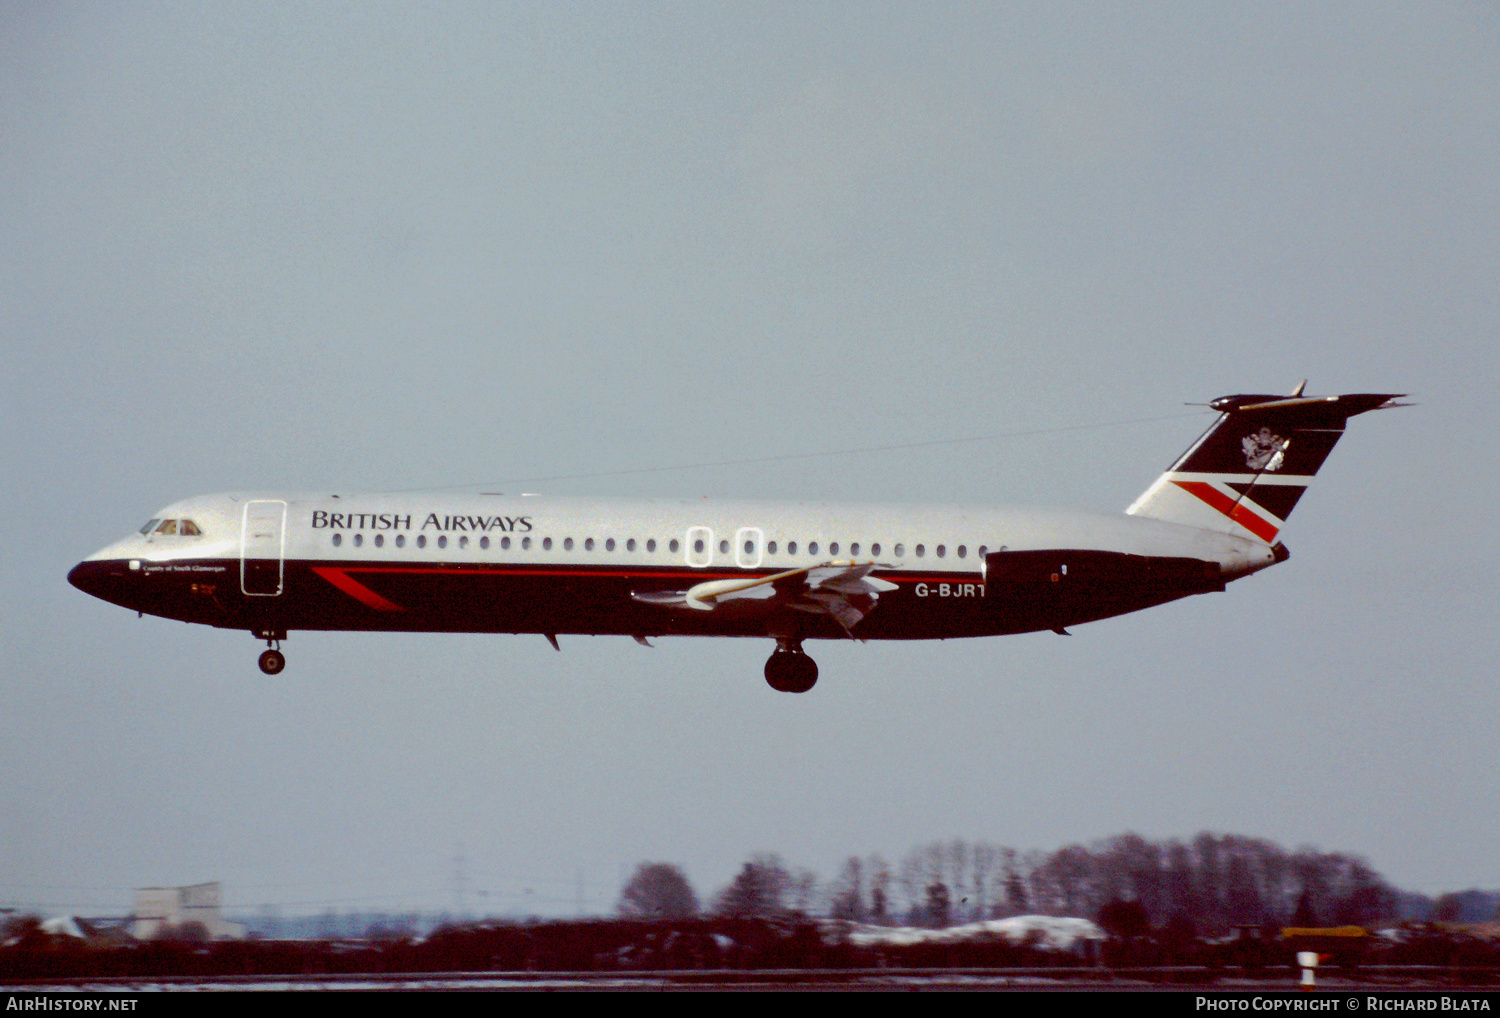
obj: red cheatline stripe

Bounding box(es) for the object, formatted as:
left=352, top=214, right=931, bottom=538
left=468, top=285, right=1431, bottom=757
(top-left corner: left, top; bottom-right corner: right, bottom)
left=321, top=565, right=971, bottom=584
left=311, top=567, right=406, bottom=612
left=310, top=563, right=969, bottom=609
left=1172, top=481, right=1280, bottom=542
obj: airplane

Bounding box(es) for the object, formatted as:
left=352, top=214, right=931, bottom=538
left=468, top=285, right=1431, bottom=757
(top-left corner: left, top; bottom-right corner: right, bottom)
left=68, top=388, right=1403, bottom=692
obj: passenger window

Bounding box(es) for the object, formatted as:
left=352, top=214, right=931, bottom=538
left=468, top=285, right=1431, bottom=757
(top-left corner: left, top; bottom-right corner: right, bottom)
left=563, top=538, right=573, bottom=551
left=375, top=534, right=385, bottom=548
left=957, top=545, right=966, bottom=558
left=788, top=541, right=797, bottom=555
left=719, top=539, right=729, bottom=554
left=894, top=543, right=905, bottom=556
left=521, top=536, right=531, bottom=550
left=668, top=539, right=678, bottom=553
left=480, top=536, right=490, bottom=550
left=606, top=538, right=615, bottom=552
left=915, top=544, right=925, bottom=557
left=829, top=542, right=839, bottom=555
left=332, top=533, right=342, bottom=548
left=626, top=539, right=636, bottom=552
left=809, top=542, right=819, bottom=555
left=544, top=538, right=553, bottom=551
left=417, top=535, right=427, bottom=549
left=438, top=535, right=448, bottom=549
left=767, top=541, right=777, bottom=554
left=872, top=543, right=882, bottom=556
left=459, top=535, right=469, bottom=549
left=354, top=534, right=364, bottom=548
left=396, top=535, right=406, bottom=548
left=850, top=543, right=860, bottom=556
left=936, top=545, right=946, bottom=558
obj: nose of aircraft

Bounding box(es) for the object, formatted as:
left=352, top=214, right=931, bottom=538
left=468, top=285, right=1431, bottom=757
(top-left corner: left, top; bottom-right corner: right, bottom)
left=68, top=558, right=133, bottom=608
left=68, top=559, right=98, bottom=593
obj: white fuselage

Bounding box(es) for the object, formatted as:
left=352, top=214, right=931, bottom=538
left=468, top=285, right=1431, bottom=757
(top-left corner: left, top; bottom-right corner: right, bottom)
left=72, top=490, right=1276, bottom=644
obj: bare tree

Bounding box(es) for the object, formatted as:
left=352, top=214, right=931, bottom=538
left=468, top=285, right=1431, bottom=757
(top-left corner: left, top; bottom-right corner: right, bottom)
left=713, top=853, right=791, bottom=918
left=829, top=856, right=865, bottom=921
left=971, top=841, right=999, bottom=922
left=867, top=854, right=892, bottom=925
left=1037, top=844, right=1095, bottom=917
left=618, top=862, right=699, bottom=919
left=925, top=879, right=952, bottom=928
left=897, top=848, right=926, bottom=924
left=993, top=846, right=1031, bottom=917
left=788, top=867, right=819, bottom=915
left=944, top=839, right=972, bottom=923
left=1326, top=854, right=1395, bottom=925
left=1095, top=833, right=1163, bottom=917
left=1162, top=839, right=1196, bottom=921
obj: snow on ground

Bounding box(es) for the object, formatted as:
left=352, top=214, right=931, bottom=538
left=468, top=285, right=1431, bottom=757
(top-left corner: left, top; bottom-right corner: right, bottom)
left=842, top=914, right=1105, bottom=951
left=38, top=916, right=87, bottom=939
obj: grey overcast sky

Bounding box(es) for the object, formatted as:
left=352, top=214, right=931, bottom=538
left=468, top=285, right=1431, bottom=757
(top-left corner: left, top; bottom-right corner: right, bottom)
left=3, top=2, right=1496, bottom=919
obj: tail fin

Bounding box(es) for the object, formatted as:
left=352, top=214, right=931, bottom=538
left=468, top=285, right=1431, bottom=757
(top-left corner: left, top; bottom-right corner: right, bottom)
left=1127, top=389, right=1405, bottom=545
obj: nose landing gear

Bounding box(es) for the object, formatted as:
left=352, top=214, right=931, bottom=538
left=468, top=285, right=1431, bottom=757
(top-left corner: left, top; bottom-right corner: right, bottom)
left=764, top=639, right=817, bottom=693
left=255, top=629, right=287, bottom=675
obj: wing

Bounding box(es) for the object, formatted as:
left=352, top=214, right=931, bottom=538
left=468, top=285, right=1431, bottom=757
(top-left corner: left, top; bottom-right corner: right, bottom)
left=631, top=562, right=899, bottom=637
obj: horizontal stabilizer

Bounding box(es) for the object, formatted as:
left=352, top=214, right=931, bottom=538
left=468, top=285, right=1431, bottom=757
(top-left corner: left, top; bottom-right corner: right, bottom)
left=1207, top=392, right=1406, bottom=422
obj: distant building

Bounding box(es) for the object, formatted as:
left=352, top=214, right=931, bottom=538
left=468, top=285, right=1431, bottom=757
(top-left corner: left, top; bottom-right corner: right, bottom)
left=131, top=882, right=246, bottom=941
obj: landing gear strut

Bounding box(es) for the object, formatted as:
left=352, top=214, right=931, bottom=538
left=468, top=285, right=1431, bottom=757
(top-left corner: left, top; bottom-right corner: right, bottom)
left=255, top=629, right=287, bottom=675
left=764, top=639, right=817, bottom=693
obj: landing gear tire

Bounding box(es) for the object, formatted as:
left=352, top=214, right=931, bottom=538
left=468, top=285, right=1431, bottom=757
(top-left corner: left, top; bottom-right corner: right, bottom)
left=764, top=648, right=817, bottom=693
left=258, top=649, right=285, bottom=675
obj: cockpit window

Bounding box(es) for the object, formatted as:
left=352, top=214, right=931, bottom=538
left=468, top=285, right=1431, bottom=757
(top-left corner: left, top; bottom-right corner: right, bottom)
left=139, top=519, right=162, bottom=535
left=147, top=518, right=202, bottom=536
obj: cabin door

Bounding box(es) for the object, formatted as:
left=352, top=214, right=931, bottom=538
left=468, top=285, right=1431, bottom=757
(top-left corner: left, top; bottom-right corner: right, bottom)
left=240, top=500, right=287, bottom=596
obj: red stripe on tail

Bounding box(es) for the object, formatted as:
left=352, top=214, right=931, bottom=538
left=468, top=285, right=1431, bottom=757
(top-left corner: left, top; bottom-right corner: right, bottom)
left=1172, top=481, right=1281, bottom=543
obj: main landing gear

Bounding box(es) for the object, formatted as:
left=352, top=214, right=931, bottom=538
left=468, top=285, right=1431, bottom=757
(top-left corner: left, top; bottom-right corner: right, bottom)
left=255, top=629, right=287, bottom=675
left=764, top=639, right=818, bottom=694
